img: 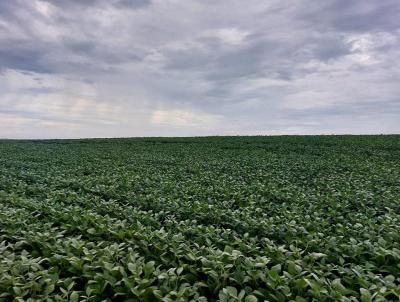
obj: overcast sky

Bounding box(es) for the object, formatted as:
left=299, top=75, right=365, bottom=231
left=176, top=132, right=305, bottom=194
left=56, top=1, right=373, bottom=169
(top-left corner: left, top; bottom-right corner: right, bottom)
left=0, top=0, right=399, bottom=138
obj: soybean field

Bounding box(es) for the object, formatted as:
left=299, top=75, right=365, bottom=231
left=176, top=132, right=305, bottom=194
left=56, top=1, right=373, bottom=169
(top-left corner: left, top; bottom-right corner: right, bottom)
left=0, top=135, right=399, bottom=301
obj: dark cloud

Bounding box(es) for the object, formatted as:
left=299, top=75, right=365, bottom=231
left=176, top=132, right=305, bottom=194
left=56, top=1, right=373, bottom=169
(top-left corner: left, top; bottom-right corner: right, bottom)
left=63, top=40, right=144, bottom=65
left=0, top=1, right=17, bottom=14
left=299, top=0, right=400, bottom=32
left=42, top=0, right=151, bottom=10
left=41, top=0, right=102, bottom=8
left=0, top=0, right=399, bottom=138
left=0, top=45, right=53, bottom=74
left=114, top=0, right=151, bottom=9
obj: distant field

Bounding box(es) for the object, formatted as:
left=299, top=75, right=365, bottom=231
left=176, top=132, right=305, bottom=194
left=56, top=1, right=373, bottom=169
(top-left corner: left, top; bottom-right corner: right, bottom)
left=0, top=136, right=399, bottom=301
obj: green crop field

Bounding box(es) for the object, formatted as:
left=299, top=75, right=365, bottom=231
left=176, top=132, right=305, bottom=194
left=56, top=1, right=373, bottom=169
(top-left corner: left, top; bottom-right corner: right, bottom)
left=0, top=135, right=399, bottom=301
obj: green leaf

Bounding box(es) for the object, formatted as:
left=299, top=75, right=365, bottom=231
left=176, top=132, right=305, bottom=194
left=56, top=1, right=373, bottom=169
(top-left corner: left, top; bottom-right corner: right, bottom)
left=295, top=278, right=310, bottom=289
left=245, top=295, right=258, bottom=302
left=67, top=281, right=75, bottom=291
left=44, top=284, right=55, bottom=295
left=70, top=291, right=79, bottom=302
left=13, top=287, right=21, bottom=296
left=360, top=288, right=372, bottom=302
left=332, top=278, right=347, bottom=294
left=225, top=286, right=238, bottom=297
left=87, top=228, right=96, bottom=235
left=144, top=261, right=155, bottom=276
left=310, top=252, right=327, bottom=259
left=271, top=264, right=282, bottom=272
left=269, top=269, right=279, bottom=280
left=287, top=261, right=301, bottom=275
left=238, top=290, right=245, bottom=300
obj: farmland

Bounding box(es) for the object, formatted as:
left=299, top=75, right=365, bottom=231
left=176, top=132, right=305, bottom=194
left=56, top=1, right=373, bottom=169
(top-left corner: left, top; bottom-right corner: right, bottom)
left=0, top=135, right=399, bottom=301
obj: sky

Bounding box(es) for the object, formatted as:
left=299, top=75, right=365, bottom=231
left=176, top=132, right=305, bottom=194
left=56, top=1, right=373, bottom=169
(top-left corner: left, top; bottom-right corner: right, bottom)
left=0, top=0, right=399, bottom=138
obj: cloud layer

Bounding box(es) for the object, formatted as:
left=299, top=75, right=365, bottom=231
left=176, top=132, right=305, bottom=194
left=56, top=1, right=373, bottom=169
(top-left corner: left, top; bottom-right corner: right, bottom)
left=0, top=0, right=399, bottom=138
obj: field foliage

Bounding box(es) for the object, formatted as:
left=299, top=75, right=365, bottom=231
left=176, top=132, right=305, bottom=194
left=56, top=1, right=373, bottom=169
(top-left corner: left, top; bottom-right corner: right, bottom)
left=0, top=136, right=399, bottom=301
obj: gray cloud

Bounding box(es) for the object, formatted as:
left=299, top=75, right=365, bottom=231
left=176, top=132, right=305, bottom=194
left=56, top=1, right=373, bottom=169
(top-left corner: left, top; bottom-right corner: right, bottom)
left=42, top=0, right=100, bottom=7
left=41, top=0, right=151, bottom=10
left=302, top=0, right=400, bottom=32
left=114, top=0, right=151, bottom=9
left=0, top=47, right=52, bottom=74
left=0, top=0, right=399, bottom=138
